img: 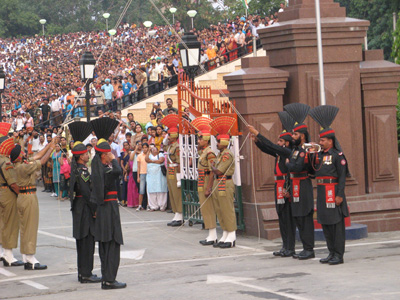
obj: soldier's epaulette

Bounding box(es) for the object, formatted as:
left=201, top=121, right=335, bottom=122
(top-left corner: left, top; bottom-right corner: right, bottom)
left=221, top=153, right=232, bottom=162
left=81, top=173, right=90, bottom=182
left=207, top=152, right=216, bottom=159
left=6, top=162, right=11, bottom=165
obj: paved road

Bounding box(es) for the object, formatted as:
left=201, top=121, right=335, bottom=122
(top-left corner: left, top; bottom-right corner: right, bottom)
left=1, top=190, right=399, bottom=300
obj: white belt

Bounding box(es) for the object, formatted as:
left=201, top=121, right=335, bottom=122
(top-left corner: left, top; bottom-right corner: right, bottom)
left=169, top=163, right=178, bottom=167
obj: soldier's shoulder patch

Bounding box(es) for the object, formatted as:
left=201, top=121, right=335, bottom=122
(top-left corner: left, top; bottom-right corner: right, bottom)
left=300, top=152, right=305, bottom=158
left=341, top=159, right=346, bottom=165
left=222, top=154, right=230, bottom=162
left=81, top=173, right=90, bottom=182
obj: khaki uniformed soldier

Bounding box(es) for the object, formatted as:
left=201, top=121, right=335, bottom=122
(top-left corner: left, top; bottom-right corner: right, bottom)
left=161, top=114, right=183, bottom=227
left=192, top=117, right=217, bottom=245
left=11, top=140, right=54, bottom=270
left=0, top=124, right=23, bottom=266
left=210, top=117, right=237, bottom=249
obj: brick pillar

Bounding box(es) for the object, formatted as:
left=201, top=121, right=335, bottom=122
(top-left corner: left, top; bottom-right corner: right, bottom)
left=224, top=57, right=289, bottom=239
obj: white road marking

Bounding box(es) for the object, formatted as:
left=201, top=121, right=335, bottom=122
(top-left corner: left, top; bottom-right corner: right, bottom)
left=39, top=219, right=170, bottom=230
left=20, top=280, right=49, bottom=290
left=37, top=230, right=75, bottom=243
left=94, top=249, right=146, bottom=260
left=0, top=238, right=398, bottom=284
left=207, top=275, right=310, bottom=300
left=0, top=268, right=17, bottom=277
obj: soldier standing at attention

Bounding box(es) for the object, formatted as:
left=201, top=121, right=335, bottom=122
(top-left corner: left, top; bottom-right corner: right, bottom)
left=0, top=123, right=22, bottom=266
left=284, top=103, right=315, bottom=260
left=90, top=118, right=126, bottom=289
left=210, top=117, right=237, bottom=249
left=68, top=121, right=101, bottom=283
left=11, top=138, right=55, bottom=269
left=161, top=114, right=183, bottom=227
left=309, top=105, right=349, bottom=265
left=191, top=117, right=218, bottom=245
left=247, top=111, right=297, bottom=257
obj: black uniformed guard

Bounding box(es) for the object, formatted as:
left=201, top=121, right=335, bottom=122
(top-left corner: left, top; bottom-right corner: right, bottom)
left=68, top=121, right=101, bottom=283
left=247, top=111, right=296, bottom=257
left=90, top=118, right=126, bottom=290
left=284, top=103, right=315, bottom=260
left=309, top=105, right=349, bottom=265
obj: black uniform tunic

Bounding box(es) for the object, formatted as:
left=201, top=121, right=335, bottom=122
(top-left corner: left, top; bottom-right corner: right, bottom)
left=286, top=146, right=314, bottom=217
left=71, top=163, right=96, bottom=239
left=70, top=162, right=97, bottom=278
left=94, top=159, right=123, bottom=245
left=254, top=133, right=296, bottom=252
left=313, top=148, right=349, bottom=225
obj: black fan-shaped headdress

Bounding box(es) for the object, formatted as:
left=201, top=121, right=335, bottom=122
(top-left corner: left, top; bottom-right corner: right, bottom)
left=68, top=121, right=93, bottom=155
left=90, top=118, right=119, bottom=142
left=278, top=111, right=295, bottom=142
left=284, top=103, right=311, bottom=141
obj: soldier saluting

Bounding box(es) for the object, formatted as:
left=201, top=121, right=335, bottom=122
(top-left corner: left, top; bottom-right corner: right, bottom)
left=309, top=105, right=349, bottom=265
left=284, top=103, right=315, bottom=260
left=0, top=123, right=22, bottom=266
left=68, top=121, right=101, bottom=283
left=247, top=111, right=296, bottom=257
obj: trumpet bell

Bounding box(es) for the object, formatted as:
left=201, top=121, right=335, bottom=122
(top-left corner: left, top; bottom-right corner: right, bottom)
left=302, top=143, right=321, bottom=152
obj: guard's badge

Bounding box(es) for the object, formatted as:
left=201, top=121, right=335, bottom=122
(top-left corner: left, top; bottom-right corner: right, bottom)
left=222, top=155, right=229, bottom=162
left=341, top=159, right=346, bottom=165
left=300, top=152, right=305, bottom=158
left=293, top=151, right=299, bottom=159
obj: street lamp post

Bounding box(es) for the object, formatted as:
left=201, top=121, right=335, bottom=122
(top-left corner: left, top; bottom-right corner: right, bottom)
left=169, top=7, right=177, bottom=25
left=187, top=10, right=197, bottom=29
left=103, top=13, right=110, bottom=31
left=108, top=29, right=117, bottom=45
left=39, top=19, right=47, bottom=36
left=179, top=32, right=201, bottom=104
left=79, top=52, right=96, bottom=122
left=0, top=67, right=5, bottom=118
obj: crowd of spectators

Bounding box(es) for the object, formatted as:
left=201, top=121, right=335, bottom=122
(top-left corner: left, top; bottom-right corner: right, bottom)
left=0, top=4, right=286, bottom=202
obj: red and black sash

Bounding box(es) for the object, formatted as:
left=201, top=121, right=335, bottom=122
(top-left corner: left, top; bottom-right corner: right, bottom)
left=316, top=176, right=338, bottom=208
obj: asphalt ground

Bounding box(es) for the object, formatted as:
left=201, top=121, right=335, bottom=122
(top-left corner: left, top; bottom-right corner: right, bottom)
left=0, top=190, right=399, bottom=300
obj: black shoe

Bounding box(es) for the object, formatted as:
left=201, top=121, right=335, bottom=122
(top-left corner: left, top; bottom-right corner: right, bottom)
left=219, top=241, right=236, bottom=249
left=170, top=220, right=183, bottom=227
left=281, top=250, right=296, bottom=257
left=273, top=248, right=285, bottom=257
left=41, top=189, right=47, bottom=192
left=320, top=253, right=334, bottom=264
left=292, top=250, right=304, bottom=259
left=101, top=281, right=127, bottom=290
left=213, top=241, right=224, bottom=248
left=199, top=239, right=217, bottom=246
left=24, top=262, right=47, bottom=270
left=298, top=250, right=315, bottom=260
left=328, top=255, right=344, bottom=265
left=1, top=257, right=24, bottom=267
left=81, top=274, right=102, bottom=283
left=167, top=221, right=174, bottom=226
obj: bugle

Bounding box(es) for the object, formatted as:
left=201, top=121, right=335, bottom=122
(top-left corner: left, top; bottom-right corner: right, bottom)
left=302, top=143, right=321, bottom=153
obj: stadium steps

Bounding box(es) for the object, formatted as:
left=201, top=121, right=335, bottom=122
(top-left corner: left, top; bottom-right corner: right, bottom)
left=122, top=48, right=266, bottom=123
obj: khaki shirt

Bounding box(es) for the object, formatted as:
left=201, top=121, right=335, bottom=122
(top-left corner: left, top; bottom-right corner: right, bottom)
left=197, top=146, right=216, bottom=171
left=14, top=160, right=41, bottom=187
left=215, top=148, right=235, bottom=176
left=0, top=155, right=17, bottom=186
left=168, top=142, right=180, bottom=164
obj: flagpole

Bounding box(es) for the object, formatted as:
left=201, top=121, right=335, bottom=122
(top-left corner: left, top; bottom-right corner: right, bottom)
left=315, top=0, right=326, bottom=106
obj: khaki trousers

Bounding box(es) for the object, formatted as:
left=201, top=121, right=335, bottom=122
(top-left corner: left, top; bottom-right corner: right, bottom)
left=198, top=175, right=216, bottom=229
left=167, top=175, right=182, bottom=213
left=17, top=194, right=39, bottom=255
left=212, top=179, right=237, bottom=232
left=0, top=190, right=19, bottom=249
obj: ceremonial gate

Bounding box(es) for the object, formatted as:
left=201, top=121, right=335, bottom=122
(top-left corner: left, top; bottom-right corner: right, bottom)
left=176, top=74, right=244, bottom=230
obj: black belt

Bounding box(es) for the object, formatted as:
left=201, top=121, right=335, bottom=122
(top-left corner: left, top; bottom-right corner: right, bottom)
left=216, top=175, right=232, bottom=180
left=316, top=179, right=338, bottom=184
left=19, top=188, right=37, bottom=194
left=274, top=175, right=286, bottom=181
left=204, top=170, right=211, bottom=175
left=0, top=183, right=7, bottom=187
